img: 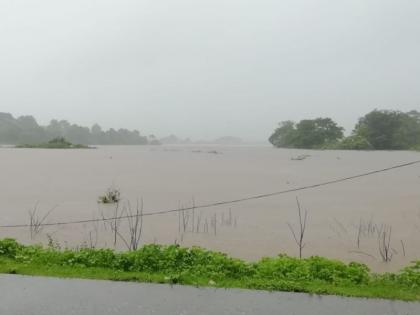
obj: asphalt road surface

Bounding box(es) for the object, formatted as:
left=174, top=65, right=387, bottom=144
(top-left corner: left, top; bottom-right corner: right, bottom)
left=0, top=274, right=419, bottom=315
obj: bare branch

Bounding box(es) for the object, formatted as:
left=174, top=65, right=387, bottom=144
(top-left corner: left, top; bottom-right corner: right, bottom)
left=287, top=197, right=308, bottom=259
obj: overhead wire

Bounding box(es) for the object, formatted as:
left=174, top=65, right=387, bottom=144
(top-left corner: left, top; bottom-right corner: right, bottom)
left=1, top=159, right=419, bottom=229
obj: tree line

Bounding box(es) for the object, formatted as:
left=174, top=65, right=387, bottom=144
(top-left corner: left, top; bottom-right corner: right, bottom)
left=269, top=109, right=420, bottom=150
left=0, top=112, right=155, bottom=145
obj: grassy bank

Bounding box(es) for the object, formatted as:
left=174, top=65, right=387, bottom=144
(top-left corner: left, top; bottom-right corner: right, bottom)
left=0, top=239, right=419, bottom=301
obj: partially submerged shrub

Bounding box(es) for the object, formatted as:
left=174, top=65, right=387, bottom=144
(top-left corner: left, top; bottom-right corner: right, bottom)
left=337, top=135, right=373, bottom=150
left=98, top=186, right=121, bottom=204
left=48, top=137, right=72, bottom=146
left=16, top=137, right=89, bottom=149
left=319, top=135, right=373, bottom=150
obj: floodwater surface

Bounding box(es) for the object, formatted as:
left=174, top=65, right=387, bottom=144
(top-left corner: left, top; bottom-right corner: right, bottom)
left=0, top=145, right=419, bottom=272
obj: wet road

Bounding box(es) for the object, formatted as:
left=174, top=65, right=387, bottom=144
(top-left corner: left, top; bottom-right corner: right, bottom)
left=0, top=275, right=419, bottom=315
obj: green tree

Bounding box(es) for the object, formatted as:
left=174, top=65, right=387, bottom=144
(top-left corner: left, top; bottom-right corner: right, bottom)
left=0, top=112, right=150, bottom=145
left=46, top=119, right=63, bottom=139
left=269, top=121, right=297, bottom=148
left=269, top=118, right=344, bottom=149
left=16, top=115, right=46, bottom=144
left=354, top=110, right=420, bottom=150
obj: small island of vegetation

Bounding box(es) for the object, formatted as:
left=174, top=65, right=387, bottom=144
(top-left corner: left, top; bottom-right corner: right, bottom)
left=16, top=137, right=90, bottom=149
left=269, top=109, right=420, bottom=151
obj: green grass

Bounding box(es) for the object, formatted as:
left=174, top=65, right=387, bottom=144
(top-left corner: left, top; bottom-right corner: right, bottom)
left=1, top=239, right=419, bottom=301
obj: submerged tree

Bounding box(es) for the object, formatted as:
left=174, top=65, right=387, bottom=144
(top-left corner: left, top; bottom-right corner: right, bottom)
left=354, top=109, right=420, bottom=150
left=269, top=109, right=420, bottom=150
left=269, top=117, right=344, bottom=149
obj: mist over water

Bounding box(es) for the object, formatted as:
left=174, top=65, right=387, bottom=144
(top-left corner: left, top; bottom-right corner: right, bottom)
left=1, top=1, right=420, bottom=140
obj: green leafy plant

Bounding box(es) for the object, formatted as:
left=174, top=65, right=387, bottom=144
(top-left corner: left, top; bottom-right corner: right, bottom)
left=1, top=239, right=420, bottom=300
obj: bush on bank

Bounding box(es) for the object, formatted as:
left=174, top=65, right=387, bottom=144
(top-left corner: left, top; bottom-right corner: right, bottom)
left=1, top=239, right=419, bottom=299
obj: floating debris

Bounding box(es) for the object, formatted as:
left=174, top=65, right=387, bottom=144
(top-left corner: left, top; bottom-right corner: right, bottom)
left=291, top=154, right=311, bottom=161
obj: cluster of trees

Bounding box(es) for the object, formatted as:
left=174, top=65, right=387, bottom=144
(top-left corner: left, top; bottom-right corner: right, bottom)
left=0, top=112, right=153, bottom=145
left=269, top=118, right=344, bottom=149
left=269, top=109, right=420, bottom=150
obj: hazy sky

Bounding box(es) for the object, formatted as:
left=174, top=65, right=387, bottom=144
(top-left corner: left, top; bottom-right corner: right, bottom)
left=1, top=0, right=419, bottom=141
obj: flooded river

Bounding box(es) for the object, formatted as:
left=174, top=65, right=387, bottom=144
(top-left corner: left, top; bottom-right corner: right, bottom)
left=1, top=145, right=419, bottom=272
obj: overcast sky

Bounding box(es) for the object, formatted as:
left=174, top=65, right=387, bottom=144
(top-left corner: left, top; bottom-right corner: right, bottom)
left=0, top=0, right=419, bottom=141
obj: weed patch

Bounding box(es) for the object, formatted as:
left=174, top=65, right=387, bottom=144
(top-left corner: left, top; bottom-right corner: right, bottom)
left=0, top=239, right=419, bottom=301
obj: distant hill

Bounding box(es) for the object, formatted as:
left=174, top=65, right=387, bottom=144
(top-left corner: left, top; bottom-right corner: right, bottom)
left=194, top=136, right=244, bottom=145
left=0, top=112, right=149, bottom=145
left=159, top=134, right=192, bottom=145
left=212, top=136, right=243, bottom=145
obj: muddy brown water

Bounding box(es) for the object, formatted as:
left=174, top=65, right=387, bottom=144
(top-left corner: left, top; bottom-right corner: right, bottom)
left=0, top=145, right=419, bottom=272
